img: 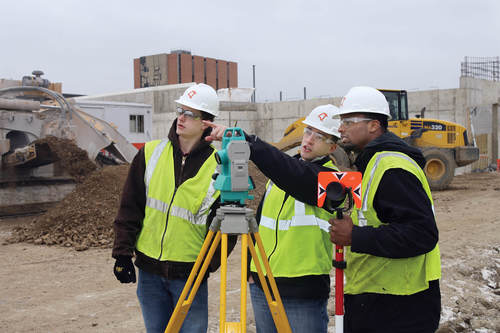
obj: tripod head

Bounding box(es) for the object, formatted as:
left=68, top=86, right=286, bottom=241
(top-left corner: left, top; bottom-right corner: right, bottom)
left=213, top=127, right=254, bottom=206
left=317, top=171, right=362, bottom=218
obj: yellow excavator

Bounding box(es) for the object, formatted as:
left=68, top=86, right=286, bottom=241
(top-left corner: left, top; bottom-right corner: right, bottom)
left=273, top=89, right=479, bottom=190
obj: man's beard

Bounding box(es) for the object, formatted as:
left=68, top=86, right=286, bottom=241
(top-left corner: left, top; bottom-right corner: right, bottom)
left=338, top=142, right=361, bottom=154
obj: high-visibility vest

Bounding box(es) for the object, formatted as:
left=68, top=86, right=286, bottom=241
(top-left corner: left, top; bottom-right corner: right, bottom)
left=136, top=139, right=219, bottom=261
left=250, top=160, right=339, bottom=277
left=345, top=151, right=441, bottom=295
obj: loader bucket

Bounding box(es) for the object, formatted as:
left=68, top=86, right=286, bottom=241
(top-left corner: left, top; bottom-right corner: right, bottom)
left=70, top=108, right=138, bottom=163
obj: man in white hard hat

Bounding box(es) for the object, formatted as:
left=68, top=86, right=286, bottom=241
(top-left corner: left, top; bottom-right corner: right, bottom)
left=327, top=86, right=441, bottom=333
left=112, top=83, right=236, bottom=333
left=205, top=105, right=342, bottom=332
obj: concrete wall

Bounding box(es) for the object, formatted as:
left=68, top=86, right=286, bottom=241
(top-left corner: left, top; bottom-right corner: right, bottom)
left=81, top=77, right=500, bottom=171
left=0, top=180, right=75, bottom=206
left=407, top=88, right=467, bottom=125
left=254, top=97, right=342, bottom=143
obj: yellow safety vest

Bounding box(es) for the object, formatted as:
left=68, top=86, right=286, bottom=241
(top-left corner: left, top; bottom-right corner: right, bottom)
left=136, top=139, right=219, bottom=261
left=251, top=160, right=339, bottom=277
left=345, top=151, right=441, bottom=295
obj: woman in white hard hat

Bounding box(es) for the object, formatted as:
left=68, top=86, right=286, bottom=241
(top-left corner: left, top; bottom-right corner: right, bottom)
left=112, top=83, right=236, bottom=333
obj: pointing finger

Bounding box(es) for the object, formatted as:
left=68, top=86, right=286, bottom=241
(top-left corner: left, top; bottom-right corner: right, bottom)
left=202, top=120, right=217, bottom=127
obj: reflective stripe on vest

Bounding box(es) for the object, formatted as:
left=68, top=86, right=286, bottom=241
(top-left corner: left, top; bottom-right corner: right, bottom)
left=346, top=151, right=441, bottom=296
left=251, top=159, right=338, bottom=277
left=136, top=139, right=219, bottom=261
left=259, top=200, right=330, bottom=233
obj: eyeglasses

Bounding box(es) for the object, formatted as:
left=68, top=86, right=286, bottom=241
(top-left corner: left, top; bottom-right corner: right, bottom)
left=340, top=117, right=373, bottom=127
left=303, top=127, right=335, bottom=143
left=176, top=107, right=201, bottom=120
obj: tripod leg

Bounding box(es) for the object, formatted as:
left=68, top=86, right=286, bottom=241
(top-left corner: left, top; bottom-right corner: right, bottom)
left=220, top=233, right=228, bottom=331
left=240, top=234, right=248, bottom=333
left=165, top=230, right=221, bottom=333
left=220, top=233, right=247, bottom=333
left=248, top=232, right=291, bottom=333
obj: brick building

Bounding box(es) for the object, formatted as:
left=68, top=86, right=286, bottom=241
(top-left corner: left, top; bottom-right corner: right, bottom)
left=133, top=50, right=238, bottom=90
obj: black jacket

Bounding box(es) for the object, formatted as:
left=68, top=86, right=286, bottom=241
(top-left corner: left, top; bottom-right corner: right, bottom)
left=350, top=131, right=438, bottom=258
left=112, top=120, right=236, bottom=279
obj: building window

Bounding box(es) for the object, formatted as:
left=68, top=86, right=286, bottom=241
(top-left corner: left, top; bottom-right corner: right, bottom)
left=130, top=115, right=144, bottom=133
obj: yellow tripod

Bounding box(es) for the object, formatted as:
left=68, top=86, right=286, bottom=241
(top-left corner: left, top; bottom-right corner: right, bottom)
left=165, top=205, right=291, bottom=333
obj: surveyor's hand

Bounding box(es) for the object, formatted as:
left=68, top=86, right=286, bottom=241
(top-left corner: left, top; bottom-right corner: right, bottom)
left=203, top=121, right=227, bottom=141
left=328, top=215, right=353, bottom=246
left=113, top=256, right=136, bottom=283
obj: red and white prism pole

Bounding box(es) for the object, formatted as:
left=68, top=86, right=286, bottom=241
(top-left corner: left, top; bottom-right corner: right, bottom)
left=317, top=171, right=362, bottom=333
left=334, top=209, right=346, bottom=333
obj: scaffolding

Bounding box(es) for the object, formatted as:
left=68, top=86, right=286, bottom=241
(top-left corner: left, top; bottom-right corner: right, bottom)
left=461, top=56, right=500, bottom=81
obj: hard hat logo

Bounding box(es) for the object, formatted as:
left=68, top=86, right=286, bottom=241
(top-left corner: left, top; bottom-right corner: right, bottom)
left=318, top=112, right=328, bottom=121
left=188, top=90, right=197, bottom=99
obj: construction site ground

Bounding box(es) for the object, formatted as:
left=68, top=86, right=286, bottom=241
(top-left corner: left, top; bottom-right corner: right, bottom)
left=0, top=165, right=499, bottom=332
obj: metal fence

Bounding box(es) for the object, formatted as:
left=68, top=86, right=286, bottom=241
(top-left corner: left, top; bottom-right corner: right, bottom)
left=461, top=56, right=500, bottom=81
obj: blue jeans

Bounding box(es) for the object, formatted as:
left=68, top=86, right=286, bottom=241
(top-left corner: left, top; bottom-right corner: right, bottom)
left=136, top=268, right=208, bottom=333
left=250, top=283, right=329, bottom=333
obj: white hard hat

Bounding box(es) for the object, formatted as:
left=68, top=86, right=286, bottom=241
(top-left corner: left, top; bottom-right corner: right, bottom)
left=175, top=83, right=219, bottom=117
left=336, top=86, right=391, bottom=119
left=302, top=104, right=341, bottom=138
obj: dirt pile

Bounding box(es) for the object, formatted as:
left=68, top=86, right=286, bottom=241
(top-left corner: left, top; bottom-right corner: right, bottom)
left=6, top=160, right=269, bottom=251
left=6, top=165, right=129, bottom=250
left=34, top=135, right=96, bottom=182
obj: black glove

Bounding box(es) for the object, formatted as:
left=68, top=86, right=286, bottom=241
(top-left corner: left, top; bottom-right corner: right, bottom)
left=113, top=256, right=136, bottom=283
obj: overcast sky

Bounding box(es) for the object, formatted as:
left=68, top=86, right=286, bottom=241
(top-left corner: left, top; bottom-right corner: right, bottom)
left=1, top=0, right=499, bottom=102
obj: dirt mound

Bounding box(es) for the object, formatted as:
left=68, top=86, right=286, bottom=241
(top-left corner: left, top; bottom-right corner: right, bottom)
left=34, top=135, right=96, bottom=182
left=6, top=165, right=129, bottom=250
left=6, top=161, right=270, bottom=251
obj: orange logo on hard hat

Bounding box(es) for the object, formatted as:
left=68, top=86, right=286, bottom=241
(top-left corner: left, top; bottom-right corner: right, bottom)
left=318, top=112, right=328, bottom=121
left=188, top=90, right=197, bottom=99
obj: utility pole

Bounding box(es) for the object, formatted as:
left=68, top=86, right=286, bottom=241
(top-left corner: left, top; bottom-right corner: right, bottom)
left=492, top=102, right=498, bottom=169
left=303, top=87, right=307, bottom=100
left=279, top=91, right=282, bottom=101
left=252, top=65, right=256, bottom=103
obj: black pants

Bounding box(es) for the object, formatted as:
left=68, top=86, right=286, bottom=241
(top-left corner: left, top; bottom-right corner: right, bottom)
left=344, top=280, right=441, bottom=333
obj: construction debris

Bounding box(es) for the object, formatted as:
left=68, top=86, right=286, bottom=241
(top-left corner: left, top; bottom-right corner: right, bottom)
left=6, top=165, right=128, bottom=250
left=34, top=135, right=97, bottom=182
